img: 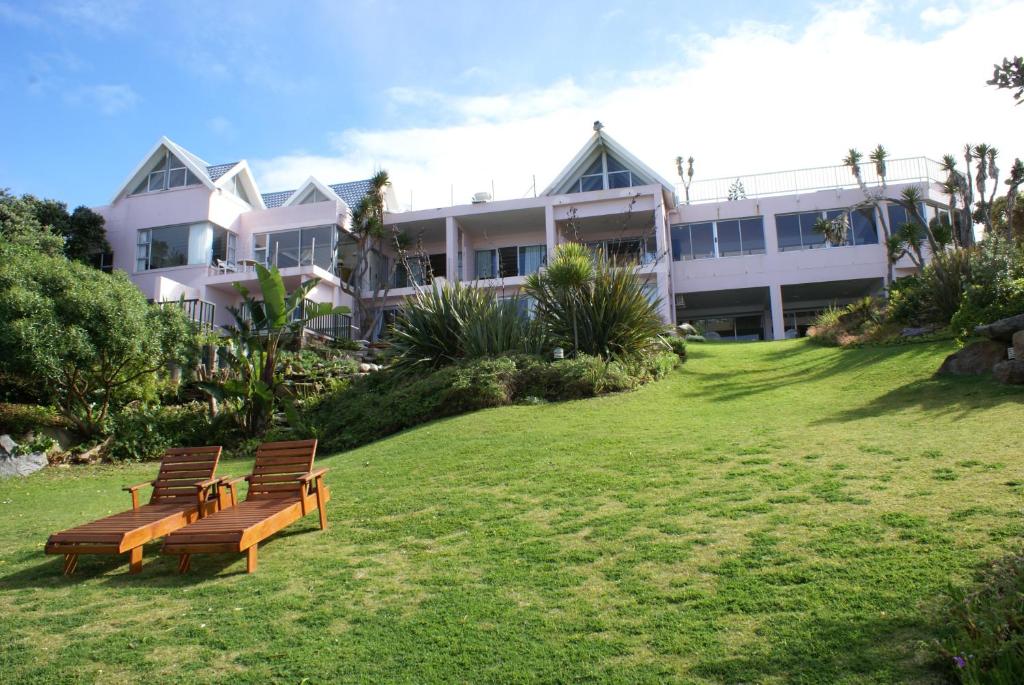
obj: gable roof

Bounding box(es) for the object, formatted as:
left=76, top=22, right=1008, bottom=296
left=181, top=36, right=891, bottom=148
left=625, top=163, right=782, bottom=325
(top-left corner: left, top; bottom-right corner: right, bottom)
left=541, top=130, right=677, bottom=200
left=110, top=136, right=218, bottom=203
left=206, top=162, right=240, bottom=181
left=259, top=178, right=376, bottom=212
left=211, top=160, right=265, bottom=209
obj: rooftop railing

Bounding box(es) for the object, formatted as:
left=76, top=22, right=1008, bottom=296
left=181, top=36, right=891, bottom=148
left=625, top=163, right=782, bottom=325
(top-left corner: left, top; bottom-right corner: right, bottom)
left=680, top=156, right=946, bottom=205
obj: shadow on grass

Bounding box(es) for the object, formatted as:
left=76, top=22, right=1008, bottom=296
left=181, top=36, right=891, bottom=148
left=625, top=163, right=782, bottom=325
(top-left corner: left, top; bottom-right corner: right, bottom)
left=688, top=341, right=946, bottom=404
left=0, top=525, right=321, bottom=589
left=817, top=373, right=1024, bottom=424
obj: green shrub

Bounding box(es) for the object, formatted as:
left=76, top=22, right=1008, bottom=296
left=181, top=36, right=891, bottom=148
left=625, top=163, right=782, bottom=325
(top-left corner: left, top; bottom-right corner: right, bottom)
left=664, top=336, right=688, bottom=359
left=311, top=352, right=680, bottom=452
left=107, top=402, right=239, bottom=462
left=936, top=550, right=1024, bottom=683
left=685, top=334, right=706, bottom=343
left=808, top=307, right=845, bottom=346
left=0, top=403, right=66, bottom=436
left=389, top=283, right=544, bottom=370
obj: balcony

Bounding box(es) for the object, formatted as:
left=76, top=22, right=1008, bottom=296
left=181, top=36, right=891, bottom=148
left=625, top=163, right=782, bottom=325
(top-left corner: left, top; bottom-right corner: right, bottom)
left=681, top=156, right=945, bottom=205
left=159, top=298, right=216, bottom=331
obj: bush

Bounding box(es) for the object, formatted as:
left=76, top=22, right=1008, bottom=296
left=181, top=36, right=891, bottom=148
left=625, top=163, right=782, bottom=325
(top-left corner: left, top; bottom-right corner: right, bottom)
left=0, top=403, right=66, bottom=436
left=664, top=336, right=688, bottom=359
left=389, top=283, right=545, bottom=370
left=311, top=351, right=680, bottom=452
left=107, top=402, right=239, bottom=462
left=935, top=550, right=1024, bottom=683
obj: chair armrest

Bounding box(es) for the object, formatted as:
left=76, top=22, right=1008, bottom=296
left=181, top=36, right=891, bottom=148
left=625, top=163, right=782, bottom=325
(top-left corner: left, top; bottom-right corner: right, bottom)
left=192, top=478, right=220, bottom=490
left=224, top=475, right=250, bottom=486
left=297, top=468, right=329, bottom=483
left=123, top=481, right=153, bottom=492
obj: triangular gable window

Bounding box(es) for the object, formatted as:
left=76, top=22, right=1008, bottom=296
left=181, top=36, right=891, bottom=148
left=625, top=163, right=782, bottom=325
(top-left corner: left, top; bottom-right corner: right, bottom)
left=229, top=174, right=252, bottom=205
left=132, top=149, right=201, bottom=194
left=567, top=152, right=647, bottom=193
left=298, top=187, right=330, bottom=204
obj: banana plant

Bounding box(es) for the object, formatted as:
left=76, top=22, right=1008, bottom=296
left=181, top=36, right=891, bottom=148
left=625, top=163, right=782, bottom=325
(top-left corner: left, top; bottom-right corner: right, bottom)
left=201, top=264, right=349, bottom=435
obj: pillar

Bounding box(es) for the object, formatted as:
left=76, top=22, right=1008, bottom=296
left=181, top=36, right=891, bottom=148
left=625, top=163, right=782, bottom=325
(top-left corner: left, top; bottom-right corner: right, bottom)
left=544, top=204, right=557, bottom=258
left=769, top=283, right=785, bottom=341
left=445, top=216, right=458, bottom=283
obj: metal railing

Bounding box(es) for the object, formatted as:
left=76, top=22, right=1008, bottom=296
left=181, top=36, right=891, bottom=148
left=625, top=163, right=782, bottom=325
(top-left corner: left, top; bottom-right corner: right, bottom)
left=302, top=299, right=352, bottom=341
left=680, top=156, right=945, bottom=204
left=159, top=298, right=216, bottom=331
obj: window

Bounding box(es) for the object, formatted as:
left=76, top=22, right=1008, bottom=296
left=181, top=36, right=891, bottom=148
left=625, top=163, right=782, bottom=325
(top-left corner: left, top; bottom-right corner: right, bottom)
left=590, top=237, right=655, bottom=265
left=229, top=175, right=252, bottom=204
left=887, top=202, right=928, bottom=240
left=671, top=217, right=764, bottom=260
left=298, top=187, right=330, bottom=205
left=775, top=209, right=878, bottom=251
left=137, top=223, right=232, bottom=271
left=568, top=152, right=647, bottom=193
left=254, top=226, right=338, bottom=272
left=475, top=245, right=547, bottom=279
left=132, top=150, right=200, bottom=194
left=89, top=252, right=114, bottom=273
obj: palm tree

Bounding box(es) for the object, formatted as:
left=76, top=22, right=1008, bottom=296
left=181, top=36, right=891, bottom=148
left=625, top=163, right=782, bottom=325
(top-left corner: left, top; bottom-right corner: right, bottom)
left=341, top=170, right=393, bottom=339
left=525, top=242, right=594, bottom=355
left=1004, top=158, right=1024, bottom=239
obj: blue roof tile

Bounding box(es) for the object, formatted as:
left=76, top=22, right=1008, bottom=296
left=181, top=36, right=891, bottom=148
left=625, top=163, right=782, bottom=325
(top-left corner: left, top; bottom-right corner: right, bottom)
left=206, top=162, right=239, bottom=181
left=259, top=179, right=374, bottom=210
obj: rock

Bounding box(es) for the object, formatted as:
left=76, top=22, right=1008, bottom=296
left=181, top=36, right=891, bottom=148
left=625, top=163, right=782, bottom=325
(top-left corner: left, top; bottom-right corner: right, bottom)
left=993, top=359, right=1024, bottom=385
left=359, top=363, right=372, bottom=373
left=677, top=323, right=698, bottom=336
left=975, top=313, right=1024, bottom=342
left=900, top=326, right=936, bottom=337
left=0, top=452, right=47, bottom=478
left=937, top=340, right=1006, bottom=376
left=1013, top=330, right=1024, bottom=361
left=0, top=434, right=15, bottom=457
left=705, top=331, right=722, bottom=340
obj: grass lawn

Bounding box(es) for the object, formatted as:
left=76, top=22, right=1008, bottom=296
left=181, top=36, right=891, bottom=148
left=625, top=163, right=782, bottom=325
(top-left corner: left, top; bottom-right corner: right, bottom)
left=2, top=339, right=1022, bottom=684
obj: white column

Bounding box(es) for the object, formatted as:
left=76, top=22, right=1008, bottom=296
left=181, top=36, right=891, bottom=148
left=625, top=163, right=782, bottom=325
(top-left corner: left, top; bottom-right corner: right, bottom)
left=544, top=204, right=557, bottom=257
left=769, top=283, right=785, bottom=340
left=445, top=216, right=458, bottom=283
left=658, top=272, right=674, bottom=325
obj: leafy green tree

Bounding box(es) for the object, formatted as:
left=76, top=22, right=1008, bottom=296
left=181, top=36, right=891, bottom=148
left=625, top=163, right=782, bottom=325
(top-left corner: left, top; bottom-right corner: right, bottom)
left=0, top=190, right=110, bottom=264
left=203, top=265, right=349, bottom=435
left=987, top=56, right=1024, bottom=104
left=0, top=247, right=192, bottom=436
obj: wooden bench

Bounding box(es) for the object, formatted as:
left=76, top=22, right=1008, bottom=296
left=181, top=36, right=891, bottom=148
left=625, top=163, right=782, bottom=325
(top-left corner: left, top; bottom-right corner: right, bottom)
left=161, top=439, right=329, bottom=574
left=45, top=446, right=224, bottom=575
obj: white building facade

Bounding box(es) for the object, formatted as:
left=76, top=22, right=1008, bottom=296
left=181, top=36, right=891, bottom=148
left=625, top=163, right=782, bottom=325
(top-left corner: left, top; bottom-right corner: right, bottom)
left=95, top=131, right=949, bottom=341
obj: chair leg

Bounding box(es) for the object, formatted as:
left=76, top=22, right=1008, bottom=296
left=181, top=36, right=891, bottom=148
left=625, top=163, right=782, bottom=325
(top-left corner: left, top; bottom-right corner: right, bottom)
left=316, top=488, right=328, bottom=531
left=128, top=547, right=143, bottom=574
left=246, top=545, right=258, bottom=574
left=177, top=554, right=191, bottom=574
left=63, top=554, right=78, bottom=576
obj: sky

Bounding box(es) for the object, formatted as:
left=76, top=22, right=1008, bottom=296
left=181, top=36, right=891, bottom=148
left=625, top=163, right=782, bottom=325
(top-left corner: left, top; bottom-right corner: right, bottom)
left=0, top=0, right=1021, bottom=211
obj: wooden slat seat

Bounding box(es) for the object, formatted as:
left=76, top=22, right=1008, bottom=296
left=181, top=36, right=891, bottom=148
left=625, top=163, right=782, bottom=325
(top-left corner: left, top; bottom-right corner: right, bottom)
left=45, top=446, right=224, bottom=575
left=161, top=439, right=329, bottom=574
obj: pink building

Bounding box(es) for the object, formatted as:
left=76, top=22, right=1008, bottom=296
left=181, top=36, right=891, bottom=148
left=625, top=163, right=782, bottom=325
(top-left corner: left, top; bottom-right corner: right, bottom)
left=96, top=130, right=949, bottom=341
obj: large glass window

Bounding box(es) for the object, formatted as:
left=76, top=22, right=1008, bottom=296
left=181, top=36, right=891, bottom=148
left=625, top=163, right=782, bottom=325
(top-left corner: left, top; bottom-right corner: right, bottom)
left=776, top=209, right=879, bottom=250
left=672, top=217, right=764, bottom=259
left=137, top=223, right=232, bottom=271
left=887, top=202, right=928, bottom=240
left=132, top=150, right=201, bottom=195
left=569, top=152, right=647, bottom=193
left=578, top=158, right=604, bottom=193
left=587, top=237, right=656, bottom=265
left=474, top=245, right=548, bottom=279
left=253, top=226, right=338, bottom=272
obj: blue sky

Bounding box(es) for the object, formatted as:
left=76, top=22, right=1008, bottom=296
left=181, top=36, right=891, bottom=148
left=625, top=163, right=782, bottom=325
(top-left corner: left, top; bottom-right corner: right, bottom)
left=0, top=0, right=1021, bottom=210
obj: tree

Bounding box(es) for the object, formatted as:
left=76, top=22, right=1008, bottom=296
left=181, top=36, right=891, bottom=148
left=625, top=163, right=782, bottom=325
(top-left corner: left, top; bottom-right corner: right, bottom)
left=0, top=246, right=192, bottom=436
left=675, top=156, right=695, bottom=204
left=336, top=170, right=405, bottom=340
left=0, top=190, right=110, bottom=264
left=727, top=179, right=747, bottom=201
left=843, top=146, right=896, bottom=284
left=988, top=56, right=1024, bottom=104
left=204, top=265, right=349, bottom=435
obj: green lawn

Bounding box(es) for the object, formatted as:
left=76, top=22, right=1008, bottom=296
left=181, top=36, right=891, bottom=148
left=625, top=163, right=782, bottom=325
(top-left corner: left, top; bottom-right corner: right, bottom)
left=2, top=340, right=1022, bottom=684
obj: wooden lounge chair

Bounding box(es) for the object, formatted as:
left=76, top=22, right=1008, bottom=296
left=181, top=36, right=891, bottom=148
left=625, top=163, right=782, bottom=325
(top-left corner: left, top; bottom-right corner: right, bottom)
left=161, top=439, right=329, bottom=574
left=45, top=446, right=224, bottom=575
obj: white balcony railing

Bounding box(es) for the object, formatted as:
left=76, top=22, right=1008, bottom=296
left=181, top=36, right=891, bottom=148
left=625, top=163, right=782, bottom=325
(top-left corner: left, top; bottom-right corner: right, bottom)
left=680, top=156, right=945, bottom=205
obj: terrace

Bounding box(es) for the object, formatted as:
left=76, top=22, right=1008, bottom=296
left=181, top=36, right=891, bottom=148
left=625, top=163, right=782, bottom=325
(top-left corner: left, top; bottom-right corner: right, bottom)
left=680, top=156, right=946, bottom=204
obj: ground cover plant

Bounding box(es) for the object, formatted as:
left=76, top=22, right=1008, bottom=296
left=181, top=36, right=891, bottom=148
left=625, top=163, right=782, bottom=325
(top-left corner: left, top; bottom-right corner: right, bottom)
left=1, top=339, right=1022, bottom=683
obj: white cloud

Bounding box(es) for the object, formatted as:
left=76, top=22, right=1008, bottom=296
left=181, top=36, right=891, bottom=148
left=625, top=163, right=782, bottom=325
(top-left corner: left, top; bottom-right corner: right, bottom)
left=65, top=84, right=139, bottom=115
left=920, top=5, right=965, bottom=28
left=252, top=2, right=1024, bottom=211
left=207, top=116, right=234, bottom=137
left=0, top=2, right=41, bottom=27
left=49, top=0, right=140, bottom=32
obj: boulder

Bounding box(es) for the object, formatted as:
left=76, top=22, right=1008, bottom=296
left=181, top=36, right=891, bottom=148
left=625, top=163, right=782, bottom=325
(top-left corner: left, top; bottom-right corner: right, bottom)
left=993, top=359, right=1024, bottom=385
left=677, top=323, right=698, bottom=336
left=901, top=326, right=936, bottom=338
left=0, top=434, right=15, bottom=457
left=937, top=340, right=1006, bottom=376
left=359, top=363, right=372, bottom=373
left=0, top=452, right=47, bottom=478
left=1014, top=330, right=1024, bottom=361
left=975, top=313, right=1024, bottom=342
